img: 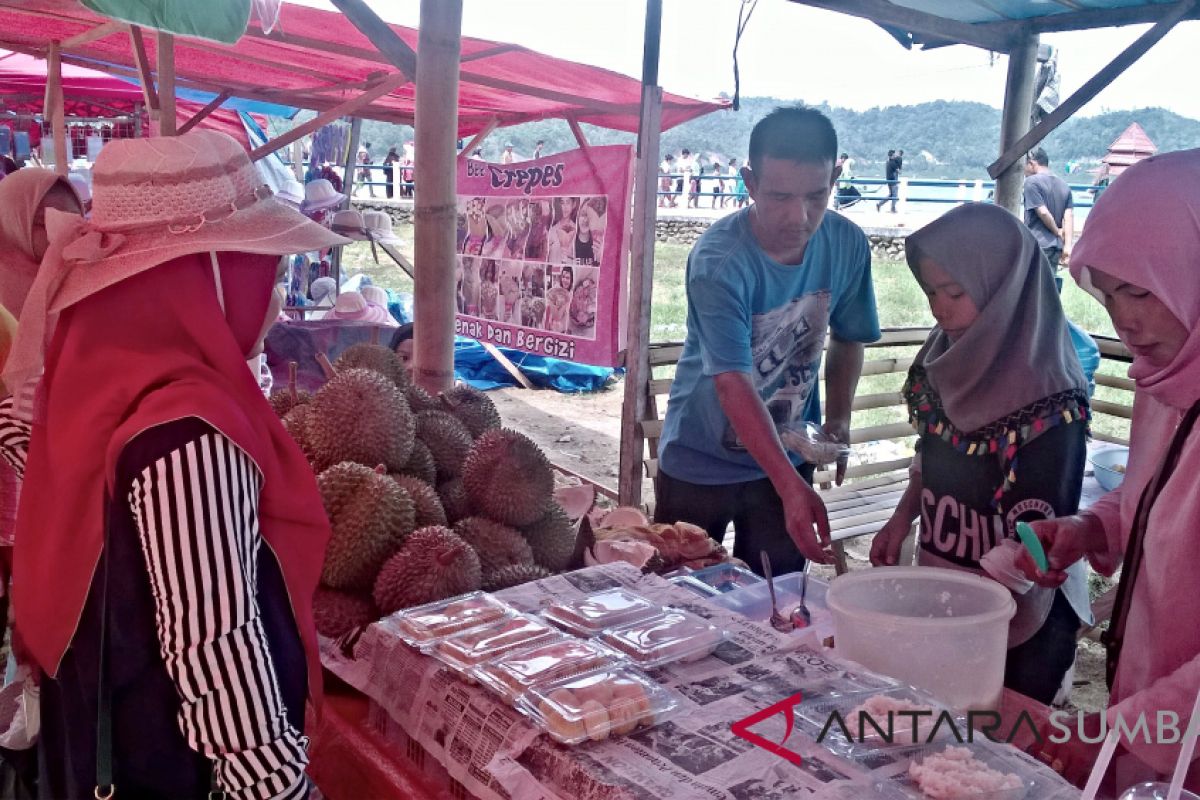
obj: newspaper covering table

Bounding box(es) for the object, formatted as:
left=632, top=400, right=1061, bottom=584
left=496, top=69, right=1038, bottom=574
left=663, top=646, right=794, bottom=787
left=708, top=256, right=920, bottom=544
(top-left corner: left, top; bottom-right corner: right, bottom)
left=321, top=563, right=1081, bottom=800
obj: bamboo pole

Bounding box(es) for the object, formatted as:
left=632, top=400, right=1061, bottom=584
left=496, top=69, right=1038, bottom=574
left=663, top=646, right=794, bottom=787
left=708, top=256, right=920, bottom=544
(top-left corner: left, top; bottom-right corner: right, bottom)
left=156, top=31, right=176, bottom=135
left=993, top=30, right=1038, bottom=215
left=413, top=0, right=463, bottom=395
left=177, top=90, right=232, bottom=135
left=44, top=42, right=68, bottom=174
left=617, top=0, right=664, bottom=508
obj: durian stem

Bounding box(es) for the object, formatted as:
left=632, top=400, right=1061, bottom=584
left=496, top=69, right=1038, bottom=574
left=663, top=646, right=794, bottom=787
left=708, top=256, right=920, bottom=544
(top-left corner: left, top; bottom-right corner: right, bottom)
left=316, top=352, right=337, bottom=382
left=288, top=362, right=298, bottom=403
left=437, top=545, right=465, bottom=567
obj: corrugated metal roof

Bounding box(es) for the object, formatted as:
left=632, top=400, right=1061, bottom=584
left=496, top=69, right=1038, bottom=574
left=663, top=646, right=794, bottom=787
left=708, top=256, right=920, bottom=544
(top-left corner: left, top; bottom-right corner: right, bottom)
left=888, top=0, right=1177, bottom=26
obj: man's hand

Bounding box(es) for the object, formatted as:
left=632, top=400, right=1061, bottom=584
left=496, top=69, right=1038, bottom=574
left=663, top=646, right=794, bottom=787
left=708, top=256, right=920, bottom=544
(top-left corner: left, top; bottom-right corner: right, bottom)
left=1014, top=515, right=1105, bottom=587
left=822, top=419, right=850, bottom=485
left=1059, top=247, right=1071, bottom=267
left=1030, top=712, right=1112, bottom=789
left=869, top=513, right=913, bottom=566
left=780, top=477, right=833, bottom=564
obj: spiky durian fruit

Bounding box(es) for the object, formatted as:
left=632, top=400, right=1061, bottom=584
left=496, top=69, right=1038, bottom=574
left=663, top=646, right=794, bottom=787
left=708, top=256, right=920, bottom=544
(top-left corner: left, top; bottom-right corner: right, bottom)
left=416, top=410, right=473, bottom=481
left=373, top=527, right=482, bottom=614
left=400, top=439, right=437, bottom=485
left=440, top=385, right=501, bottom=439
left=281, top=403, right=316, bottom=463
left=462, top=429, right=554, bottom=527
left=313, top=586, right=377, bottom=638
left=307, top=368, right=414, bottom=472
left=270, top=389, right=312, bottom=418
left=407, top=383, right=442, bottom=414
left=390, top=474, right=448, bottom=528
left=483, top=563, right=552, bottom=593
left=520, top=502, right=577, bottom=572
left=438, top=477, right=471, bottom=524
left=334, top=342, right=409, bottom=390
left=453, top=517, right=534, bottom=574
left=318, top=462, right=416, bottom=590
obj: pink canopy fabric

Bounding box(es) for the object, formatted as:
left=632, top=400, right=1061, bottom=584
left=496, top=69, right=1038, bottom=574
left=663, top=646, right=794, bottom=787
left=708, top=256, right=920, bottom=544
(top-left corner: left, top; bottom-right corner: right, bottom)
left=0, top=50, right=257, bottom=148
left=0, top=0, right=725, bottom=135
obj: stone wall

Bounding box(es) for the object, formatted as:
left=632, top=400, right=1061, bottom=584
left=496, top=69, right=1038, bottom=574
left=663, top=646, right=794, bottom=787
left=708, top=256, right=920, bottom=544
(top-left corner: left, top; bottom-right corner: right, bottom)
left=655, top=215, right=907, bottom=259
left=350, top=199, right=414, bottom=225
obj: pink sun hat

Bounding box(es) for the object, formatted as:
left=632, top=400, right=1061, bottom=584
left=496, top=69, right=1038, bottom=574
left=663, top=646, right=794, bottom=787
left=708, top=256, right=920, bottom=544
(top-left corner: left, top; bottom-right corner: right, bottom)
left=325, top=291, right=393, bottom=325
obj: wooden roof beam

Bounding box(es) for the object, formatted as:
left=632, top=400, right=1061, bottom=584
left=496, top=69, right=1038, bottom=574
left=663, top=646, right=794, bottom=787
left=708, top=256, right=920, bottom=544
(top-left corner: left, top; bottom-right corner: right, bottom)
left=61, top=20, right=123, bottom=49
left=787, top=0, right=1018, bottom=52
left=328, top=0, right=417, bottom=81
left=176, top=89, right=231, bottom=135
left=988, top=0, right=1198, bottom=178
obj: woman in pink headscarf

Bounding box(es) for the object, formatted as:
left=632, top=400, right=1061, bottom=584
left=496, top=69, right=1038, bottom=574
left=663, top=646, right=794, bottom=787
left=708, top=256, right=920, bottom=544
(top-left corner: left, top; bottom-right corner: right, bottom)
left=1020, top=148, right=1200, bottom=792
left=0, top=168, right=82, bottom=317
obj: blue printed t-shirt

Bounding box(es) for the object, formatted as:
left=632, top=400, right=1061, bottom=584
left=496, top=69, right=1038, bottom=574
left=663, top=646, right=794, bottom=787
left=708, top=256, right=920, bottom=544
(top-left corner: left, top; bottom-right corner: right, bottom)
left=658, top=208, right=880, bottom=485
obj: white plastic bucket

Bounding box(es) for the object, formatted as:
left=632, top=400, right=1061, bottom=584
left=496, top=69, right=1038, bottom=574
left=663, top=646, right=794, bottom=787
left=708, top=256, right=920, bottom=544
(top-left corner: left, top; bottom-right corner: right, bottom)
left=826, top=567, right=1016, bottom=711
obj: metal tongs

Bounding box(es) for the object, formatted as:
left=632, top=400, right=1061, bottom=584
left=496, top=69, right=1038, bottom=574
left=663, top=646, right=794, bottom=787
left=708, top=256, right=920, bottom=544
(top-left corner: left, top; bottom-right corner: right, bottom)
left=760, top=551, right=810, bottom=633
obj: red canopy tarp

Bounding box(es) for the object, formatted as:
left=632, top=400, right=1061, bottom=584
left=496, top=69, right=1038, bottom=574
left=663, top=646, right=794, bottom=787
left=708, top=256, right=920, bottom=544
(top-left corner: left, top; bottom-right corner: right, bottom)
left=0, top=50, right=257, bottom=147
left=0, top=0, right=726, bottom=135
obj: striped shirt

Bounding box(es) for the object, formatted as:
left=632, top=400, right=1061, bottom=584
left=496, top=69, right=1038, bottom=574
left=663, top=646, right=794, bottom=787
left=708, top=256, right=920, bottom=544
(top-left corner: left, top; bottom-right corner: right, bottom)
left=0, top=397, right=308, bottom=799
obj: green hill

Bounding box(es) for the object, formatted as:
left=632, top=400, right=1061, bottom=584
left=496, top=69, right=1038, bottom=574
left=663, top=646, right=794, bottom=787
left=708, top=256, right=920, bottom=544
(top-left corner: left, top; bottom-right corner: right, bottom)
left=341, top=98, right=1200, bottom=180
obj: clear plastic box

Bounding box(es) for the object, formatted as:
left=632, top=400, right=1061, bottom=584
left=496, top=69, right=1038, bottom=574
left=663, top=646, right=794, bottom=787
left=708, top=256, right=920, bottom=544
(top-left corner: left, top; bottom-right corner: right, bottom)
left=473, top=636, right=620, bottom=702
left=540, top=588, right=662, bottom=637
left=598, top=609, right=728, bottom=668
left=686, top=563, right=763, bottom=594
left=431, top=614, right=559, bottom=672
left=668, top=574, right=720, bottom=598
left=881, top=743, right=1050, bottom=799
left=518, top=666, right=678, bottom=745
left=794, top=687, right=962, bottom=758
left=383, top=591, right=513, bottom=649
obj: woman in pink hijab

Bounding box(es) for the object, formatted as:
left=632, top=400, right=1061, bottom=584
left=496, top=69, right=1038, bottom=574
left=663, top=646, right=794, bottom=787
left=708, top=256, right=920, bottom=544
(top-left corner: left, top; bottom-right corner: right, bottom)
left=1021, top=148, right=1200, bottom=792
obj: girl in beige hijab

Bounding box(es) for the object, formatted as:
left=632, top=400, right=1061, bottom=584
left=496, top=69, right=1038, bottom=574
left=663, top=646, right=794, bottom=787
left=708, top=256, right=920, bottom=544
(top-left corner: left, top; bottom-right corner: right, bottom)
left=0, top=168, right=83, bottom=318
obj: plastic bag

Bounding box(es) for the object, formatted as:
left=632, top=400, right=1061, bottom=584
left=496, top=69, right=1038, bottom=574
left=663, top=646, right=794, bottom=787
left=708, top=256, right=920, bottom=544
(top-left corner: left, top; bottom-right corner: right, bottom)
left=779, top=422, right=850, bottom=465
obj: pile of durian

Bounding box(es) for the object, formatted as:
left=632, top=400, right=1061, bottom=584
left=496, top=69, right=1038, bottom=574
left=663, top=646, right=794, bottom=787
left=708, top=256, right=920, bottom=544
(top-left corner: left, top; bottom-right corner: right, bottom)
left=271, top=344, right=579, bottom=638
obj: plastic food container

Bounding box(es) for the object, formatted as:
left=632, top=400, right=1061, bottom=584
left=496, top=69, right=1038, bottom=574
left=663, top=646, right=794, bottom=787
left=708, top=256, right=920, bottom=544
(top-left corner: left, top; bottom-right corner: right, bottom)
left=780, top=422, right=851, bottom=465
left=599, top=610, right=727, bottom=668
left=1090, top=446, right=1129, bottom=491
left=518, top=667, right=677, bottom=744
left=541, top=589, right=662, bottom=636
left=794, top=687, right=960, bottom=757
left=826, top=568, right=1015, bottom=711
left=668, top=574, right=720, bottom=598
left=883, top=744, right=1053, bottom=799
left=473, top=636, right=619, bottom=702
left=385, top=591, right=513, bottom=649
left=431, top=614, right=558, bottom=671
left=686, top=563, right=763, bottom=594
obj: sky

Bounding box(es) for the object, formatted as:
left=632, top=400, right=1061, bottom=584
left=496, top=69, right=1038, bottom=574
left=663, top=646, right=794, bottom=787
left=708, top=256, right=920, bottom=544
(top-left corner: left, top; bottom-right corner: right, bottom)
left=289, top=0, right=1200, bottom=119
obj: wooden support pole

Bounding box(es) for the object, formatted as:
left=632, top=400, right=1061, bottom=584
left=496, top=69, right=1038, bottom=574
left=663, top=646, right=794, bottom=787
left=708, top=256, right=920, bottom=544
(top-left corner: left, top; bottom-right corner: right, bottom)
left=457, top=116, right=499, bottom=161
left=129, top=26, right=159, bottom=126
left=45, top=41, right=68, bottom=174
left=618, top=0, right=664, bottom=508
left=331, top=116, right=362, bottom=288
left=156, top=31, right=176, bottom=135
left=993, top=30, right=1038, bottom=216
left=249, top=73, right=407, bottom=161
left=413, top=0, right=463, bottom=395
left=177, top=90, right=232, bottom=135
left=988, top=0, right=1198, bottom=180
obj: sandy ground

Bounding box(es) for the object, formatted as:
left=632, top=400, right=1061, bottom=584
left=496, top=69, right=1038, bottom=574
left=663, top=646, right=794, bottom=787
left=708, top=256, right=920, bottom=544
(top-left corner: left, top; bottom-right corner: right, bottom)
left=493, top=381, right=1110, bottom=713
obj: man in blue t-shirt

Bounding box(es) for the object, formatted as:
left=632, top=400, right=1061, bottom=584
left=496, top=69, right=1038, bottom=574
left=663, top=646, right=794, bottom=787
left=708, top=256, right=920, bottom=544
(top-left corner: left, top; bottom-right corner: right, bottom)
left=655, top=107, right=881, bottom=575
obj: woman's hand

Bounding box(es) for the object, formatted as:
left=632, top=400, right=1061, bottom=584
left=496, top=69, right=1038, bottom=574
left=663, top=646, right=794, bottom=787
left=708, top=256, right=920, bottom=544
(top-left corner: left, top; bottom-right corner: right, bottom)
left=1015, top=514, right=1105, bottom=587
left=870, top=513, right=914, bottom=566
left=1029, top=712, right=1112, bottom=789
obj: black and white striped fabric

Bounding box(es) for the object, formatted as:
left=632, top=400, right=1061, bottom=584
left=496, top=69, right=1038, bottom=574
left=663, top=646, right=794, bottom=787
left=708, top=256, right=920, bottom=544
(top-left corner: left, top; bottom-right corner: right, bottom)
left=127, top=432, right=309, bottom=800
left=0, top=396, right=30, bottom=478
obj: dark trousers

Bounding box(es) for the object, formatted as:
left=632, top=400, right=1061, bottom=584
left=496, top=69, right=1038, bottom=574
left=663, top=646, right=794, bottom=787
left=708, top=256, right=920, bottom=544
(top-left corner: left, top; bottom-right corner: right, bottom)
left=384, top=164, right=395, bottom=199
left=1004, top=590, right=1079, bottom=705
left=653, top=464, right=816, bottom=577
left=1042, top=246, right=1063, bottom=293
left=877, top=180, right=898, bottom=212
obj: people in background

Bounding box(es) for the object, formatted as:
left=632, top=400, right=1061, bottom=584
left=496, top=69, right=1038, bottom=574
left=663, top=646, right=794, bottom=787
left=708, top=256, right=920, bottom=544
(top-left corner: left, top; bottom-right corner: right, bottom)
left=877, top=148, right=902, bottom=213
left=383, top=146, right=400, bottom=200
left=1023, top=147, right=1074, bottom=279
left=501, top=143, right=517, bottom=164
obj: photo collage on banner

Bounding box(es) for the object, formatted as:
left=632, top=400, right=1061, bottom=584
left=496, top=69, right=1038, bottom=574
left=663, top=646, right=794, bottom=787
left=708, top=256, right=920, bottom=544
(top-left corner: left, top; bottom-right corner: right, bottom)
left=455, top=146, right=633, bottom=367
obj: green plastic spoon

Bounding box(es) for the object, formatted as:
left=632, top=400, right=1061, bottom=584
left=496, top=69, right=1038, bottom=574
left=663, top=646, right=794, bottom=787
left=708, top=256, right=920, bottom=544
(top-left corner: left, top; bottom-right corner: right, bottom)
left=1015, top=521, right=1049, bottom=573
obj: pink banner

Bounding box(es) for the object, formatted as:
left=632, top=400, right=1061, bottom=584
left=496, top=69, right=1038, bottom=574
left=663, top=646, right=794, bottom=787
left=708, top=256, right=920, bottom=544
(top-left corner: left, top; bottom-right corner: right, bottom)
left=455, top=144, right=633, bottom=367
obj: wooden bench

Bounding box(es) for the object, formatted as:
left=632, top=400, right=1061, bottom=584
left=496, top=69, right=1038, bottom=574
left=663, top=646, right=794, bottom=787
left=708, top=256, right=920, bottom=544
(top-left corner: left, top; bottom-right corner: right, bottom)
left=638, top=328, right=1135, bottom=577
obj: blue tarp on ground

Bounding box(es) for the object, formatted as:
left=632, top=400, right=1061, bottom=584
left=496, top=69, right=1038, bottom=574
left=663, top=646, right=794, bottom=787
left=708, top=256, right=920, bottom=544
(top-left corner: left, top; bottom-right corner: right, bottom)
left=453, top=338, right=619, bottom=393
